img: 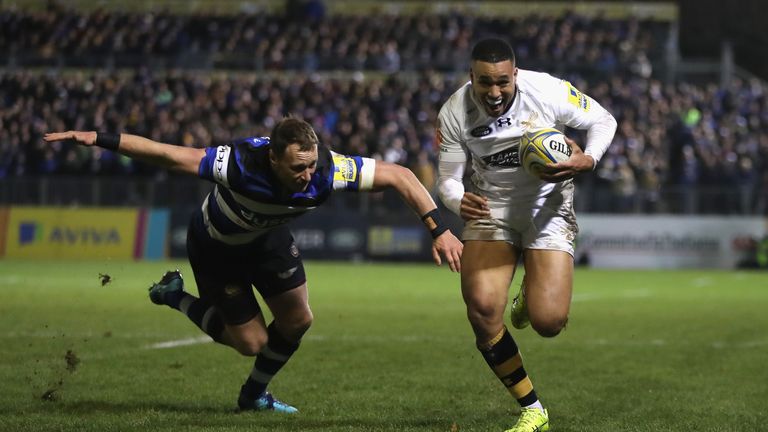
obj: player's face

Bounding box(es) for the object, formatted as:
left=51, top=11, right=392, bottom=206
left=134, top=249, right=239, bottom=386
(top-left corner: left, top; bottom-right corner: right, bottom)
left=270, top=143, right=318, bottom=193
left=470, top=60, right=518, bottom=117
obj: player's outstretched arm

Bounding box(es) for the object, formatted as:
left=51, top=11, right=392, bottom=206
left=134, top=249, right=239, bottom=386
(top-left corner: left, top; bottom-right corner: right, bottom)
left=371, top=161, right=463, bottom=272
left=44, top=131, right=205, bottom=176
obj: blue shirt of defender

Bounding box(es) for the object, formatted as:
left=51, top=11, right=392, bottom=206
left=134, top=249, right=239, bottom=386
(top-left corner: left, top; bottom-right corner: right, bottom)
left=195, top=136, right=374, bottom=245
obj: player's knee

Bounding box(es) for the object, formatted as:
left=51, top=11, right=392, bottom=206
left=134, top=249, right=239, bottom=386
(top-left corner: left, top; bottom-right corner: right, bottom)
left=467, top=304, right=490, bottom=323
left=292, top=309, right=314, bottom=336
left=278, top=309, right=314, bottom=340
left=531, top=315, right=568, bottom=338
left=466, top=302, right=499, bottom=329
left=232, top=332, right=268, bottom=357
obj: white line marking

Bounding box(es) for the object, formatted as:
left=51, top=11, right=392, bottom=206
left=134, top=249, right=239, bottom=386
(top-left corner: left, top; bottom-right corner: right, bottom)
left=692, top=277, right=714, bottom=287
left=7, top=330, right=768, bottom=353
left=146, top=336, right=212, bottom=349
left=0, top=275, right=21, bottom=285
left=572, top=292, right=603, bottom=302
left=572, top=289, right=652, bottom=302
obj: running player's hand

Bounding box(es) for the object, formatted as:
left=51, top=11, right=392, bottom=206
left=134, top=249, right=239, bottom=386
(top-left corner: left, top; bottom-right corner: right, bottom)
left=460, top=192, right=490, bottom=221
left=431, top=230, right=463, bottom=272
left=44, top=131, right=98, bottom=146
left=539, top=137, right=595, bottom=182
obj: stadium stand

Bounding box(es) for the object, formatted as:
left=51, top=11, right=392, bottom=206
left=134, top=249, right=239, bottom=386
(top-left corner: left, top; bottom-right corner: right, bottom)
left=0, top=2, right=766, bottom=215
left=0, top=4, right=668, bottom=73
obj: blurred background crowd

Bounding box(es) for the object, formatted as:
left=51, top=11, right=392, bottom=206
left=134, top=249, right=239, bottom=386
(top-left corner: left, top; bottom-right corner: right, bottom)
left=1, top=1, right=767, bottom=214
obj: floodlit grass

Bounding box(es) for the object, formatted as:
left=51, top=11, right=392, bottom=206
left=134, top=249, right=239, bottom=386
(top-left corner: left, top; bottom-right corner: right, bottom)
left=0, top=259, right=766, bottom=431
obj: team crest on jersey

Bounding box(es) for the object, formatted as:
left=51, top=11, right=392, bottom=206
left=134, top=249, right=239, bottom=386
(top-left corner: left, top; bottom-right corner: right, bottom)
left=481, top=146, right=521, bottom=168
left=470, top=125, right=492, bottom=137
left=289, top=243, right=300, bottom=257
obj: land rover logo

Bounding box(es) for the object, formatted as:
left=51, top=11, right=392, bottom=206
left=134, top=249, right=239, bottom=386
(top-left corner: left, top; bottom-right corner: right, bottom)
left=470, top=126, right=492, bottom=137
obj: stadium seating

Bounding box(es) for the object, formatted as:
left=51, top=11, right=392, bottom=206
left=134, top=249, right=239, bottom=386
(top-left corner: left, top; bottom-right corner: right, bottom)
left=0, top=5, right=765, bottom=214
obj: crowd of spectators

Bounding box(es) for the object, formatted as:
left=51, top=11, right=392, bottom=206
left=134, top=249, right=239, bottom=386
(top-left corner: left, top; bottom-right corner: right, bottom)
left=591, top=76, right=768, bottom=214
left=2, top=69, right=766, bottom=213
left=1, top=5, right=665, bottom=75
left=1, top=5, right=766, bottom=214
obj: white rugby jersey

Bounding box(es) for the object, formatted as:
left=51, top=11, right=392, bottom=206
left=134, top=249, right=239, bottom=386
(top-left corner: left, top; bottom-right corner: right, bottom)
left=437, top=69, right=616, bottom=214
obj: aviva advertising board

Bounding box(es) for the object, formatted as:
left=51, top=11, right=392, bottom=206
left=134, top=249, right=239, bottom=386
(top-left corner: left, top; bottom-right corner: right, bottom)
left=0, top=207, right=168, bottom=260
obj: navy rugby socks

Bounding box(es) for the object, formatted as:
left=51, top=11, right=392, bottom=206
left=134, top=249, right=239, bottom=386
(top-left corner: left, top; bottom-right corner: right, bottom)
left=177, top=294, right=225, bottom=343
left=240, top=322, right=300, bottom=399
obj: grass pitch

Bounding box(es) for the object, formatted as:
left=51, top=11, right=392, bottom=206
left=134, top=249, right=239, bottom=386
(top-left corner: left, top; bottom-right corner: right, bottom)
left=0, top=259, right=766, bottom=431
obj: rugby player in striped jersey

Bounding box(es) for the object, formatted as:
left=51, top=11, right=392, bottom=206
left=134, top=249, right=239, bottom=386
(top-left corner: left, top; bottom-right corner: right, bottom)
left=44, top=117, right=463, bottom=413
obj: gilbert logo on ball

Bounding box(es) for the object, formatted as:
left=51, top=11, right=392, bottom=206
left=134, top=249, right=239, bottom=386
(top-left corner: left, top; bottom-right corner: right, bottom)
left=519, top=128, right=571, bottom=177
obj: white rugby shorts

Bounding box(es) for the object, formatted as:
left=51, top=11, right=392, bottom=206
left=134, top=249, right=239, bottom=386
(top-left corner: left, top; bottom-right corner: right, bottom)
left=462, top=183, right=578, bottom=256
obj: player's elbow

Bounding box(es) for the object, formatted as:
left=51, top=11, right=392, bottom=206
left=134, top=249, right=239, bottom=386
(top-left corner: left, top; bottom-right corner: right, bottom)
left=437, top=176, right=463, bottom=215
left=437, top=176, right=457, bottom=202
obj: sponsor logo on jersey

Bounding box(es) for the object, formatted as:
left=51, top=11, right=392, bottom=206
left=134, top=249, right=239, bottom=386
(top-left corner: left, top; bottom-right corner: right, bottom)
left=277, top=266, right=298, bottom=279
left=481, top=146, right=521, bottom=168
left=238, top=208, right=298, bottom=228
left=214, top=146, right=231, bottom=186
left=333, top=157, right=357, bottom=182
left=565, top=82, right=590, bottom=111
left=470, top=125, right=492, bottom=137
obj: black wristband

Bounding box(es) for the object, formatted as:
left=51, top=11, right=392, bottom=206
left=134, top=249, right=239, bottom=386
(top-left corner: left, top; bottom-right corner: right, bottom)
left=96, top=132, right=121, bottom=151
left=421, top=208, right=449, bottom=239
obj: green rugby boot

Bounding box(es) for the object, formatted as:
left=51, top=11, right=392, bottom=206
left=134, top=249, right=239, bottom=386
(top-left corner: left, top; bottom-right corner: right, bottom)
left=238, top=390, right=298, bottom=414
left=504, top=408, right=549, bottom=432
left=510, top=280, right=530, bottom=330
left=148, top=270, right=184, bottom=306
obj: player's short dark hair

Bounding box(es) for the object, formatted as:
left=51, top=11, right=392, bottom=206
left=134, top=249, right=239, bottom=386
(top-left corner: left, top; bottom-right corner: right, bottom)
left=471, top=38, right=516, bottom=64
left=270, top=116, right=319, bottom=157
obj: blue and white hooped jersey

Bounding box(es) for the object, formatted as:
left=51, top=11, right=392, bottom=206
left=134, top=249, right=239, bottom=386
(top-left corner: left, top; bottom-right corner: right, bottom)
left=197, top=136, right=376, bottom=245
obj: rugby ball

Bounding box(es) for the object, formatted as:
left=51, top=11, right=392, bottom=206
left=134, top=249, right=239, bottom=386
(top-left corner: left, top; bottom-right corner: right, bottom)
left=519, top=128, right=571, bottom=177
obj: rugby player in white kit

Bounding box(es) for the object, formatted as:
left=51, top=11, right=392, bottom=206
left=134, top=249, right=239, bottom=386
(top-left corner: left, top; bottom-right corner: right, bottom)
left=436, top=38, right=617, bottom=432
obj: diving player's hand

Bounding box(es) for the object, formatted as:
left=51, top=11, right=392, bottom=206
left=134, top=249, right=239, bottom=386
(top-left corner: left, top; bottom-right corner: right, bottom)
left=431, top=230, right=463, bottom=272
left=460, top=192, right=490, bottom=221
left=539, top=137, right=595, bottom=182
left=44, top=131, right=98, bottom=146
